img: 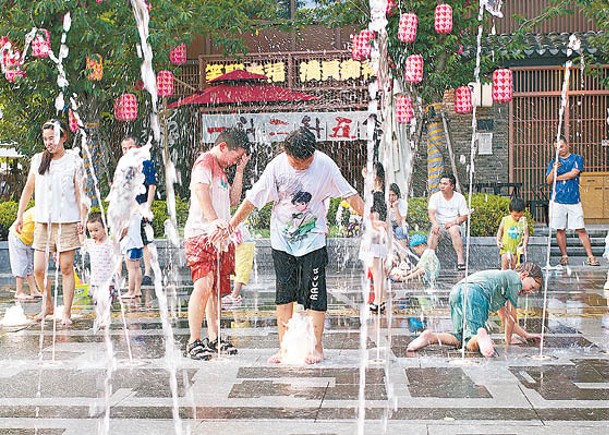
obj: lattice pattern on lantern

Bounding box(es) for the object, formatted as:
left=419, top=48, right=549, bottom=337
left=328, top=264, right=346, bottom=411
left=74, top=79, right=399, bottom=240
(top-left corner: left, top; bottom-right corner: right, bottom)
left=31, top=29, right=50, bottom=59
left=396, top=95, right=414, bottom=124
left=404, top=54, right=424, bottom=83
left=351, top=30, right=375, bottom=61
left=114, top=94, right=138, bottom=121
left=170, top=43, right=187, bottom=66
left=86, top=54, right=103, bottom=81
left=398, top=13, right=418, bottom=43
left=454, top=86, right=473, bottom=114
left=68, top=109, right=80, bottom=133
left=492, top=69, right=513, bottom=103
left=435, top=4, right=453, bottom=34
left=157, top=70, right=174, bottom=97
left=4, top=50, right=25, bottom=83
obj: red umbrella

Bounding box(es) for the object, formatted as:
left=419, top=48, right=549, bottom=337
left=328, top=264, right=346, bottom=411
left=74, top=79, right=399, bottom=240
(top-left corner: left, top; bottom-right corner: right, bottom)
left=167, top=69, right=318, bottom=108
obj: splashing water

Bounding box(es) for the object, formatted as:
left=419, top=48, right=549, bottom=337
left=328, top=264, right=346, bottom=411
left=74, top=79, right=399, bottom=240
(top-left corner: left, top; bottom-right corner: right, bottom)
left=0, top=304, right=32, bottom=327
left=280, top=311, right=317, bottom=365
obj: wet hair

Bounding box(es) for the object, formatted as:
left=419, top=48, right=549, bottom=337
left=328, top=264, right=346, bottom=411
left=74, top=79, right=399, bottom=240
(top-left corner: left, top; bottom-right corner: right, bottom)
left=441, top=173, right=456, bottom=187
left=292, top=191, right=312, bottom=205
left=216, top=127, right=251, bottom=152
left=555, top=134, right=567, bottom=145
left=371, top=191, right=387, bottom=221
left=121, top=135, right=139, bottom=147
left=87, top=212, right=105, bottom=228
left=389, top=182, right=401, bottom=197
left=374, top=162, right=385, bottom=189
left=283, top=127, right=316, bottom=160
left=515, top=262, right=543, bottom=290
left=409, top=233, right=427, bottom=247
left=509, top=197, right=525, bottom=213
left=39, top=119, right=67, bottom=175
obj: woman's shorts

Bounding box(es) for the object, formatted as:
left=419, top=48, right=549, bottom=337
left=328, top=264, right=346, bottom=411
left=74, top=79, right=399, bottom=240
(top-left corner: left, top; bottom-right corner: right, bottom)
left=33, top=222, right=81, bottom=253
left=231, top=241, right=255, bottom=285
left=125, top=248, right=144, bottom=260
left=8, top=231, right=34, bottom=278
left=185, top=234, right=235, bottom=295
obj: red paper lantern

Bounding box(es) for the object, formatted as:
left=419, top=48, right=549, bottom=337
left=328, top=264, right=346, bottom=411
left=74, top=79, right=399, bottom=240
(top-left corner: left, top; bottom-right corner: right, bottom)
left=169, top=43, right=186, bottom=66
left=68, top=109, right=79, bottom=132
left=31, top=29, right=50, bottom=59
left=86, top=54, right=103, bottom=81
left=4, top=50, right=25, bottom=83
left=492, top=68, right=513, bottom=103
left=396, top=95, right=414, bottom=124
left=398, top=13, right=418, bottom=44
left=114, top=94, right=138, bottom=121
left=404, top=54, right=424, bottom=83
left=435, top=4, right=453, bottom=34
left=157, top=70, right=174, bottom=97
left=454, top=86, right=473, bottom=114
left=351, top=30, right=375, bottom=61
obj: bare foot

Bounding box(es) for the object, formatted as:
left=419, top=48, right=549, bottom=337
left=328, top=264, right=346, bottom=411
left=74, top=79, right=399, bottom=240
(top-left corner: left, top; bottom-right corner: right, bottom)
left=476, top=328, right=495, bottom=358
left=305, top=349, right=324, bottom=364
left=267, top=351, right=282, bottom=364
left=34, top=308, right=54, bottom=322
left=122, top=292, right=136, bottom=299
left=61, top=317, right=73, bottom=327
left=15, top=293, right=33, bottom=301
left=407, top=329, right=432, bottom=352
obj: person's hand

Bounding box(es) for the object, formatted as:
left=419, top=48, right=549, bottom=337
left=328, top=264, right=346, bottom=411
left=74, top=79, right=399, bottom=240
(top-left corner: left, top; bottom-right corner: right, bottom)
left=14, top=216, right=23, bottom=234
left=236, top=154, right=251, bottom=172
left=209, top=219, right=231, bottom=244
left=431, top=224, right=440, bottom=234
left=76, top=222, right=85, bottom=235
left=497, top=240, right=503, bottom=248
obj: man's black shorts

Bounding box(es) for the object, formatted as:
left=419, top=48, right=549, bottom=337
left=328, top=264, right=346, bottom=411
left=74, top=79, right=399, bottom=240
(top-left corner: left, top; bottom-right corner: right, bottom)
left=272, top=247, right=328, bottom=312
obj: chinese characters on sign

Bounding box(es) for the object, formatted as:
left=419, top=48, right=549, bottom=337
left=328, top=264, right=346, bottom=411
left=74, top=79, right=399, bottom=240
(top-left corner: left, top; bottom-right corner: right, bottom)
left=201, top=112, right=369, bottom=143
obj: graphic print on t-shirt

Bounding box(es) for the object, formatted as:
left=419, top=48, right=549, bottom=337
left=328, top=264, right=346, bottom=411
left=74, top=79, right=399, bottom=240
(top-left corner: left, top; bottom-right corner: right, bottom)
left=283, top=190, right=317, bottom=242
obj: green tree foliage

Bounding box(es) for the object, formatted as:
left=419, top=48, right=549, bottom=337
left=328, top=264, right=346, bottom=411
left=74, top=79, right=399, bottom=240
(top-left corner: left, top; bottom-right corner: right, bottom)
left=0, top=0, right=279, bottom=154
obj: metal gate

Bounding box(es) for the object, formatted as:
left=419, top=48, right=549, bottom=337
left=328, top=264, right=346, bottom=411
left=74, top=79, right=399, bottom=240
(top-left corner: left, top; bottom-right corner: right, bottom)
left=510, top=65, right=609, bottom=222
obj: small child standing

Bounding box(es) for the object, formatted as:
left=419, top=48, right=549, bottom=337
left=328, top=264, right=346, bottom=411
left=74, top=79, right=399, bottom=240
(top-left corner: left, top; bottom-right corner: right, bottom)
left=83, top=212, right=115, bottom=327
left=390, top=233, right=439, bottom=287
left=121, top=210, right=144, bottom=299
left=223, top=222, right=255, bottom=308
left=496, top=197, right=529, bottom=270
left=8, top=207, right=42, bottom=301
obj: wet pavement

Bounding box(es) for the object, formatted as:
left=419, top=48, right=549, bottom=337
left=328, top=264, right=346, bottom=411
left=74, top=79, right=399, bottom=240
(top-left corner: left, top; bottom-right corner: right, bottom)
left=0, top=265, right=608, bottom=435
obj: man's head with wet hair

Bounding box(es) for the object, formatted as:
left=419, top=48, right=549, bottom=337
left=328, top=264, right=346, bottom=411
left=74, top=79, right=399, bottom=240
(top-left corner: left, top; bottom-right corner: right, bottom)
left=283, top=127, right=316, bottom=160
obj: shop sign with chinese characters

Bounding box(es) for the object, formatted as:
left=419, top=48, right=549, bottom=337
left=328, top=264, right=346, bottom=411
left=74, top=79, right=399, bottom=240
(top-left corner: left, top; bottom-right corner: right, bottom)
left=202, top=111, right=369, bottom=143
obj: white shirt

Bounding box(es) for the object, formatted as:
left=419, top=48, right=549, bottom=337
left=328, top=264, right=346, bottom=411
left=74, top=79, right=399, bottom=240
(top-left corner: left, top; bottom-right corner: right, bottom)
left=31, top=150, right=85, bottom=223
left=184, top=152, right=231, bottom=240
left=428, top=191, right=468, bottom=225
left=246, top=151, right=356, bottom=257
left=83, top=238, right=115, bottom=287
left=389, top=198, right=408, bottom=229
left=120, top=211, right=144, bottom=253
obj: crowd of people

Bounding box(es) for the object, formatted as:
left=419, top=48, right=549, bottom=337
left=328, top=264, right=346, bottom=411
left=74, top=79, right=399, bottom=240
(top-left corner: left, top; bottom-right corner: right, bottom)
left=7, top=119, right=608, bottom=363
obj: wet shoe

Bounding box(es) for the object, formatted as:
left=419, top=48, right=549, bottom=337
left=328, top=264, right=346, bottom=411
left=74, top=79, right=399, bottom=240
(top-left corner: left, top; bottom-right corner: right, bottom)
left=586, top=256, right=600, bottom=266
left=184, top=339, right=213, bottom=361
left=208, top=337, right=238, bottom=355
left=457, top=264, right=466, bottom=271
left=142, top=276, right=153, bottom=287
left=559, top=256, right=569, bottom=266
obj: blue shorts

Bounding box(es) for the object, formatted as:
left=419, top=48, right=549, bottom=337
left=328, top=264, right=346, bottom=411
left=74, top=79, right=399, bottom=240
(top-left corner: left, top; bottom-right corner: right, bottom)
left=126, top=248, right=143, bottom=260
left=449, top=283, right=490, bottom=344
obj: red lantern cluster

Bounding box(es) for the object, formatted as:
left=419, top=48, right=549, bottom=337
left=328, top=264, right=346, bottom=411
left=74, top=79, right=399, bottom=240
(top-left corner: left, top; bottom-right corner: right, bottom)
left=351, top=29, right=375, bottom=61
left=435, top=4, right=453, bottom=34
left=68, top=109, right=80, bottom=132
left=398, top=13, right=418, bottom=44
left=396, top=95, right=414, bottom=124
left=454, top=86, right=473, bottom=114
left=404, top=54, right=424, bottom=83
left=492, top=69, right=513, bottom=103
left=31, top=29, right=50, bottom=59
left=169, top=43, right=186, bottom=66
left=157, top=70, right=174, bottom=97
left=86, top=54, right=103, bottom=81
left=114, top=94, right=138, bottom=121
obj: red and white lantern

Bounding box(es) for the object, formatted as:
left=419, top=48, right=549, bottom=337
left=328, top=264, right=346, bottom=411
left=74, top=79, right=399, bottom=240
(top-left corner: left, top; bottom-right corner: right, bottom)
left=68, top=109, right=79, bottom=132
left=454, top=86, right=473, bottom=114
left=31, top=29, right=50, bottom=59
left=114, top=93, right=138, bottom=121
left=157, top=70, right=174, bottom=97
left=398, top=13, right=418, bottom=44
left=396, top=95, right=414, bottom=124
left=492, top=68, right=513, bottom=103
left=4, top=50, right=25, bottom=83
left=86, top=54, right=103, bottom=81
left=435, top=4, right=453, bottom=34
left=404, top=54, right=424, bottom=83
left=169, top=43, right=186, bottom=66
left=351, top=29, right=375, bottom=61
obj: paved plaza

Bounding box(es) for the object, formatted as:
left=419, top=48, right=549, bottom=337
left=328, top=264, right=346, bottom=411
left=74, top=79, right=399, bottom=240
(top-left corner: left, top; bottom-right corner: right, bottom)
left=0, top=264, right=608, bottom=435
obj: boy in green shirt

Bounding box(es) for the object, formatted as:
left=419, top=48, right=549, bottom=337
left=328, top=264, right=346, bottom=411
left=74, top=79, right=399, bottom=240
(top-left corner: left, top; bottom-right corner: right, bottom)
left=496, top=197, right=529, bottom=270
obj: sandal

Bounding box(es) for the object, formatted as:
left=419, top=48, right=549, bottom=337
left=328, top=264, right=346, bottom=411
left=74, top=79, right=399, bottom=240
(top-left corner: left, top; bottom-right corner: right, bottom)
left=184, top=339, right=214, bottom=361
left=559, top=256, right=569, bottom=266
left=586, top=256, right=600, bottom=267
left=457, top=264, right=467, bottom=271
left=208, top=337, right=238, bottom=355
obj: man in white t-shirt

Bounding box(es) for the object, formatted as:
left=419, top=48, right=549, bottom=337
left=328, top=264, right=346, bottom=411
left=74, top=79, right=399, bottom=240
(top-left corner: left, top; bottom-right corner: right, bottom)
left=428, top=174, right=469, bottom=270
left=226, top=128, right=364, bottom=364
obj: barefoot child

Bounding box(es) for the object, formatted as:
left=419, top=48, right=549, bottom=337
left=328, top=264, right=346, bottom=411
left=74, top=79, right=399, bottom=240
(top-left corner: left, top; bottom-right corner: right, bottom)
left=8, top=207, right=43, bottom=301
left=496, top=197, right=529, bottom=270
left=390, top=233, right=439, bottom=287
left=120, top=210, right=144, bottom=299
left=407, top=262, right=543, bottom=357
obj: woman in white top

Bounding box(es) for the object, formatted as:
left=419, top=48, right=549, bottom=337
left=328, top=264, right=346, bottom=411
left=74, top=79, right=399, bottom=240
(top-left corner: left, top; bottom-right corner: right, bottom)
left=15, top=119, right=88, bottom=326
